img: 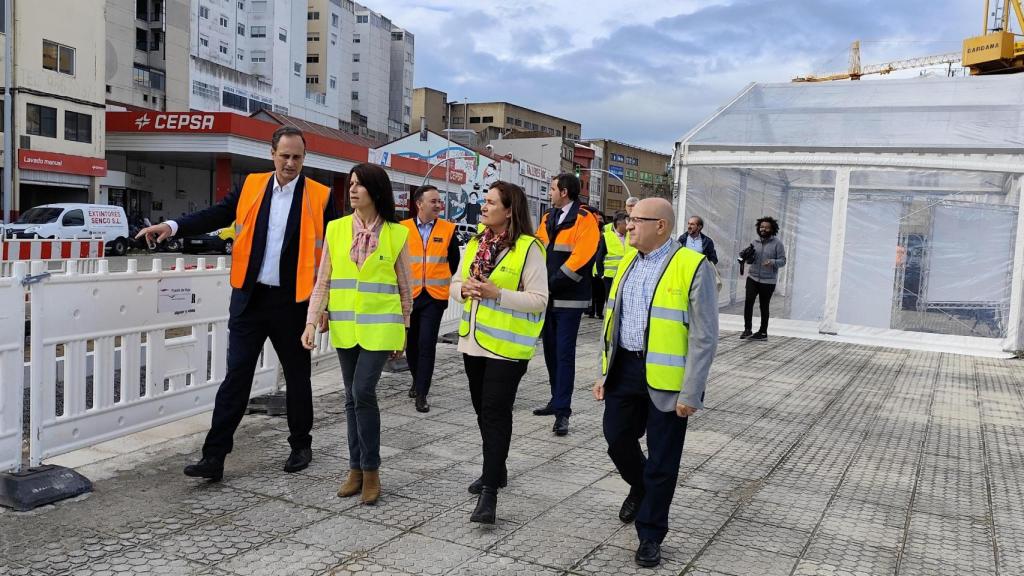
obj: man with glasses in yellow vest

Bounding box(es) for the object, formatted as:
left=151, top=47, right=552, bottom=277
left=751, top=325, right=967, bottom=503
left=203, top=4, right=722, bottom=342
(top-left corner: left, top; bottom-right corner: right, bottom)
left=136, top=126, right=336, bottom=481
left=593, top=198, right=718, bottom=568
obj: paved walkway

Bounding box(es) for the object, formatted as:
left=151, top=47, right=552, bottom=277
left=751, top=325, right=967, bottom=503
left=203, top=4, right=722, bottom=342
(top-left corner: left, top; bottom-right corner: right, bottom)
left=3, top=319, right=1023, bottom=575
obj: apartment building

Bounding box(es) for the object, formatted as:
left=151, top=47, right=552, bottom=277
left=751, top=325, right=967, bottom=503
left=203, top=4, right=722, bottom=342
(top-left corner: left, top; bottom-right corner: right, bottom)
left=307, top=0, right=355, bottom=126
left=1, top=0, right=109, bottom=216
left=388, top=27, right=413, bottom=138
left=583, top=139, right=671, bottom=213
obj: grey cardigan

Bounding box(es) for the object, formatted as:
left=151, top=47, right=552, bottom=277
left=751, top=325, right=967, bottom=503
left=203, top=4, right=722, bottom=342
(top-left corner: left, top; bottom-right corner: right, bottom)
left=746, top=236, right=787, bottom=284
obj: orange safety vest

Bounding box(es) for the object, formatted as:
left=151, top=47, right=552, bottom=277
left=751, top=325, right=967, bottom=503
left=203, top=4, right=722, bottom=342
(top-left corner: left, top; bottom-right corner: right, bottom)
left=230, top=172, right=331, bottom=302
left=401, top=217, right=456, bottom=300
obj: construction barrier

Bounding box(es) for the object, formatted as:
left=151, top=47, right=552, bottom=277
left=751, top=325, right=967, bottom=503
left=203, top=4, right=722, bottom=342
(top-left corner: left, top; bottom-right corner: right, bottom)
left=0, top=263, right=26, bottom=472
left=1, top=238, right=105, bottom=277
left=26, top=257, right=281, bottom=466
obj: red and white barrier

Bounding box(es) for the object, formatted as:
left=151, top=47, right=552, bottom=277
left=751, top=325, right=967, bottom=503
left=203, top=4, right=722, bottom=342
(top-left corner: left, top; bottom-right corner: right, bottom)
left=1, top=238, right=106, bottom=261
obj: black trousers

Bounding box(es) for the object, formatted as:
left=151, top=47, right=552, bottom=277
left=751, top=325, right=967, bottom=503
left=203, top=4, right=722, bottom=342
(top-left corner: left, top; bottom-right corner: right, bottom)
left=588, top=275, right=607, bottom=317
left=603, top=349, right=688, bottom=544
left=743, top=276, right=777, bottom=333
left=407, top=293, right=447, bottom=397
left=203, top=284, right=312, bottom=459
left=464, top=354, right=529, bottom=487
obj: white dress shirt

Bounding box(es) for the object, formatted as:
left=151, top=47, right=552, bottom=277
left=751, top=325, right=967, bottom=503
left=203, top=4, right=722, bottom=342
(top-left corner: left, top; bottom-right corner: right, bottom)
left=255, top=175, right=299, bottom=286
left=556, top=201, right=575, bottom=225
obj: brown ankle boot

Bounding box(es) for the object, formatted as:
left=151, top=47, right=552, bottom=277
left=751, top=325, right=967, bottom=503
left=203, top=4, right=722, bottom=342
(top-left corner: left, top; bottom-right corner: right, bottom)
left=337, top=469, right=362, bottom=497
left=361, top=469, right=380, bottom=505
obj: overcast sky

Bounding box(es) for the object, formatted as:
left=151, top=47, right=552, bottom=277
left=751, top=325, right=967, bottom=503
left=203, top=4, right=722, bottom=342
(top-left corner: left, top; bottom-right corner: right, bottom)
left=367, top=0, right=980, bottom=152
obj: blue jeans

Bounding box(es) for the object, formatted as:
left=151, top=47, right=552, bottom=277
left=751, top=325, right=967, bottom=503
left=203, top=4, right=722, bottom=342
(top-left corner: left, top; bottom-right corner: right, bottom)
left=542, top=307, right=584, bottom=417
left=337, top=346, right=389, bottom=471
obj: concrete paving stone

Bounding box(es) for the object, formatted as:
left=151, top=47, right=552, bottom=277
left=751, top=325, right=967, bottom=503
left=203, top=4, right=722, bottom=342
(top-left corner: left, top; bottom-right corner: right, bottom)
left=503, top=473, right=587, bottom=503
left=153, top=517, right=276, bottom=565
left=386, top=449, right=459, bottom=476
left=900, top=512, right=996, bottom=576
left=1, top=528, right=134, bottom=576
left=681, top=470, right=758, bottom=497
left=802, top=534, right=898, bottom=576
left=552, top=446, right=611, bottom=469
left=693, top=541, right=798, bottom=576
left=63, top=548, right=224, bottom=576
left=763, top=467, right=842, bottom=497
left=426, top=460, right=482, bottom=486
left=227, top=498, right=331, bottom=537
left=378, top=427, right=442, bottom=450
left=342, top=493, right=451, bottom=530
left=490, top=525, right=600, bottom=571
left=398, top=476, right=476, bottom=508
left=701, top=454, right=778, bottom=480
left=328, top=559, right=418, bottom=576
left=278, top=477, right=365, bottom=513
left=177, top=484, right=268, bottom=519
left=673, top=486, right=744, bottom=518
left=416, top=437, right=484, bottom=463
left=290, top=515, right=401, bottom=556
left=447, top=553, right=561, bottom=576
left=530, top=461, right=608, bottom=486
left=735, top=499, right=825, bottom=532
left=414, top=502, right=524, bottom=550
left=748, top=483, right=832, bottom=511
left=222, top=469, right=320, bottom=498
left=791, top=559, right=888, bottom=576
left=530, top=499, right=624, bottom=543
left=362, top=532, right=480, bottom=576
left=715, top=518, right=811, bottom=557
left=217, top=539, right=345, bottom=576
left=574, top=543, right=688, bottom=576
left=605, top=521, right=710, bottom=562
left=100, top=508, right=203, bottom=546
left=397, top=418, right=471, bottom=439
left=912, top=463, right=990, bottom=520
left=816, top=498, right=906, bottom=550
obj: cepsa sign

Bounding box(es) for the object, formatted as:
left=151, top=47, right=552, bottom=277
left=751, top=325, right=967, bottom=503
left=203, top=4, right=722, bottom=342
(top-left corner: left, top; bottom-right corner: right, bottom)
left=106, top=111, right=224, bottom=133
left=87, top=209, right=123, bottom=225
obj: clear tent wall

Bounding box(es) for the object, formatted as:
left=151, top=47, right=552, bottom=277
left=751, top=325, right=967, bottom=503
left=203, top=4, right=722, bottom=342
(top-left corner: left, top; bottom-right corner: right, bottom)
left=674, top=77, right=1024, bottom=357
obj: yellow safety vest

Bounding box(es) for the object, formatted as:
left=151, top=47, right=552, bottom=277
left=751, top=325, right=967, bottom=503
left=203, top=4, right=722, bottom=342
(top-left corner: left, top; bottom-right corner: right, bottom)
left=602, top=245, right=704, bottom=392
left=327, top=216, right=409, bottom=351
left=603, top=227, right=626, bottom=279
left=458, top=234, right=546, bottom=360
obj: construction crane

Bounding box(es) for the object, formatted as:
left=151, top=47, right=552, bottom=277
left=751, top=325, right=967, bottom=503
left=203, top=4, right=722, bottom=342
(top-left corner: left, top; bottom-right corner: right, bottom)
left=793, top=41, right=961, bottom=82
left=963, top=0, right=1024, bottom=74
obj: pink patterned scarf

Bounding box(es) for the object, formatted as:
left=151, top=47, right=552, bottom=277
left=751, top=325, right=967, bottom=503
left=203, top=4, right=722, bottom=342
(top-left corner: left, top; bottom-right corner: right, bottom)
left=470, top=228, right=510, bottom=280
left=350, top=214, right=382, bottom=269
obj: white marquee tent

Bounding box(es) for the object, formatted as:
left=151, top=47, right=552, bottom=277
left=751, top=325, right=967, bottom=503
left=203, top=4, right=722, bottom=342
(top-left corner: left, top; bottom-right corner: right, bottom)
left=673, top=75, right=1024, bottom=357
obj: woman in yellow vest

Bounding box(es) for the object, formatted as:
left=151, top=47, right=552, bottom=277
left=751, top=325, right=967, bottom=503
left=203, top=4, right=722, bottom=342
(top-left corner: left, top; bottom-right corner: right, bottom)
left=452, top=180, right=548, bottom=524
left=301, top=163, right=412, bottom=505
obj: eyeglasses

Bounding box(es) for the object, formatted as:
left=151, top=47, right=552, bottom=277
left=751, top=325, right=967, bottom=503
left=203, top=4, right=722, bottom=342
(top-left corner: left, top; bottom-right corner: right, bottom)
left=627, top=216, right=663, bottom=225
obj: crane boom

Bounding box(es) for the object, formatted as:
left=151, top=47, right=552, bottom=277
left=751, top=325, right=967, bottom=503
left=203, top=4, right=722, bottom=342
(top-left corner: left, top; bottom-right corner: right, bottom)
left=793, top=41, right=961, bottom=82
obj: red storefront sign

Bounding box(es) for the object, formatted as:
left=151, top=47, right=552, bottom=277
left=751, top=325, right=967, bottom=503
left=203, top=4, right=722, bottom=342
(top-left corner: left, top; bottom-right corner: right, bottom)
left=18, top=150, right=108, bottom=177
left=106, top=111, right=225, bottom=133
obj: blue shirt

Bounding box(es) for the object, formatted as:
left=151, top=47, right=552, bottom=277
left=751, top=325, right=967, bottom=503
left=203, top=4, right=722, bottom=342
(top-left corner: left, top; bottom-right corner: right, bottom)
left=618, top=238, right=676, bottom=351
left=685, top=234, right=704, bottom=254
left=415, top=217, right=434, bottom=247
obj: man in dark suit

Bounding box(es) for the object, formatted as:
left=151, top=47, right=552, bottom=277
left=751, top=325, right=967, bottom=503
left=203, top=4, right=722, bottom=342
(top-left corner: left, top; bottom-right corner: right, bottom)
left=137, top=126, right=337, bottom=480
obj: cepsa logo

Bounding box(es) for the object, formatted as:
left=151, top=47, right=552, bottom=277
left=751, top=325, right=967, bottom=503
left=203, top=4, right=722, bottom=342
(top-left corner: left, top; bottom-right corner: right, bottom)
left=135, top=113, right=216, bottom=131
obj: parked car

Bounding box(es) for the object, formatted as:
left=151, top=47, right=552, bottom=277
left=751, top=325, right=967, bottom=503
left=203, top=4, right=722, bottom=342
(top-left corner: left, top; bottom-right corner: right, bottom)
left=4, top=203, right=131, bottom=256
left=181, top=225, right=235, bottom=255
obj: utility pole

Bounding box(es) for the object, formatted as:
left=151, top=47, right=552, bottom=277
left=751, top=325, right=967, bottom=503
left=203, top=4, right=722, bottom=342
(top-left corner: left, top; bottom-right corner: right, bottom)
left=3, top=0, right=13, bottom=223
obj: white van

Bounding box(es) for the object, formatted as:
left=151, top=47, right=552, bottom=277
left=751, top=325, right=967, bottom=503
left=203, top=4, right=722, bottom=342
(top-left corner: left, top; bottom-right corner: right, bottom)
left=5, top=203, right=131, bottom=256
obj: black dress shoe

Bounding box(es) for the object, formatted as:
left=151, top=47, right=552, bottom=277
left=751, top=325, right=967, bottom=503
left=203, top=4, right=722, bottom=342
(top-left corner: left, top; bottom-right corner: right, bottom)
left=619, top=492, right=643, bottom=523
left=739, top=330, right=752, bottom=339
left=415, top=395, right=430, bottom=413
left=553, top=415, right=569, bottom=436
left=408, top=384, right=417, bottom=398
left=283, top=448, right=312, bottom=473
left=533, top=404, right=555, bottom=416
left=635, top=539, right=661, bottom=567
left=469, top=486, right=497, bottom=524
left=468, top=471, right=508, bottom=494
left=749, top=331, right=767, bottom=341
left=184, top=457, right=224, bottom=481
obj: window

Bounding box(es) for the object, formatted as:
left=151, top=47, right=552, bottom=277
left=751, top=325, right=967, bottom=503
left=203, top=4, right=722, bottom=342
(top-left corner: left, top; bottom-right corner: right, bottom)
left=307, top=11, right=319, bottom=20
left=64, top=111, right=92, bottom=143
left=62, top=210, right=85, bottom=227
left=237, top=23, right=245, bottom=35
left=278, top=28, right=287, bottom=41
left=329, top=76, right=337, bottom=89
left=192, top=80, right=218, bottom=99
left=237, top=48, right=244, bottom=61
left=42, top=40, right=75, bottom=75
left=199, top=5, right=209, bottom=18
left=237, top=0, right=244, bottom=8
left=222, top=91, right=247, bottom=111
left=219, top=42, right=229, bottom=55
left=293, top=62, right=301, bottom=75
left=133, top=65, right=165, bottom=90
left=151, top=0, right=163, bottom=21
left=136, top=0, right=148, bottom=19
left=136, top=28, right=148, bottom=51
left=199, top=35, right=209, bottom=47
left=351, top=91, right=358, bottom=100
left=251, top=50, right=266, bottom=62
left=151, top=30, right=163, bottom=51
left=482, top=116, right=494, bottom=123
left=391, top=31, right=403, bottom=41
left=330, top=33, right=337, bottom=45
left=352, top=53, right=360, bottom=62
left=26, top=104, right=57, bottom=138
left=219, top=15, right=228, bottom=27
left=506, top=116, right=515, bottom=125
left=0, top=101, right=4, bottom=131
left=307, top=33, right=320, bottom=42
left=249, top=99, right=271, bottom=113
left=469, top=116, right=480, bottom=124
left=251, top=0, right=265, bottom=12
left=306, top=75, right=319, bottom=84
left=332, top=13, right=339, bottom=27
left=352, top=72, right=359, bottom=81
left=352, top=34, right=360, bottom=43
left=356, top=14, right=368, bottom=23
left=250, top=25, right=266, bottom=38
left=514, top=119, right=522, bottom=127
left=307, top=54, right=319, bottom=63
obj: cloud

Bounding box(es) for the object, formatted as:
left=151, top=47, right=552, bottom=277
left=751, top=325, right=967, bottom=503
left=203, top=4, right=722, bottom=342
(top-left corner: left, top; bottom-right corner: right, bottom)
left=371, top=0, right=980, bottom=151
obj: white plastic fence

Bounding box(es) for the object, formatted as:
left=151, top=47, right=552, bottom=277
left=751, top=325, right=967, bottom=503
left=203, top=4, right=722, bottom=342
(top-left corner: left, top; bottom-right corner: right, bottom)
left=0, top=263, right=26, bottom=472
left=26, top=258, right=282, bottom=466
